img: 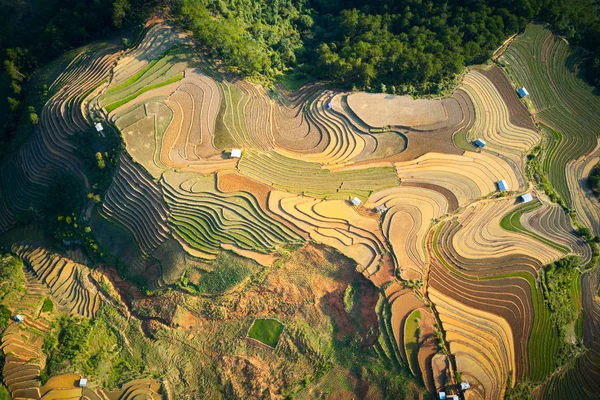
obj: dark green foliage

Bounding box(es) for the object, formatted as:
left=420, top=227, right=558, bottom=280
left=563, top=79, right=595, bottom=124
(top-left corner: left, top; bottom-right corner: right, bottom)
left=44, top=315, right=91, bottom=375
left=504, top=380, right=534, bottom=400
left=0, top=305, right=10, bottom=333
left=542, top=257, right=583, bottom=367
left=543, top=256, right=579, bottom=329
left=588, top=163, right=600, bottom=199
left=0, top=253, right=26, bottom=301
left=173, top=0, right=307, bottom=79
left=171, top=0, right=600, bottom=93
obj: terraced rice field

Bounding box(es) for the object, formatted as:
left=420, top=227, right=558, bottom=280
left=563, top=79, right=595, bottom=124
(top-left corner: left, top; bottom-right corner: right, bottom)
left=2, top=18, right=599, bottom=399
left=430, top=287, right=515, bottom=400
left=239, top=149, right=400, bottom=200
left=161, top=172, right=302, bottom=260
left=268, top=191, right=387, bottom=275
left=12, top=243, right=102, bottom=318
left=0, top=43, right=120, bottom=232
left=567, top=140, right=600, bottom=235
left=462, top=67, right=541, bottom=166
left=500, top=24, right=600, bottom=204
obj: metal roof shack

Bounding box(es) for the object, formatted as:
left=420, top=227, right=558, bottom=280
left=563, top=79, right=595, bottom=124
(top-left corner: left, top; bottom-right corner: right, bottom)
left=78, top=378, right=87, bottom=387
left=13, top=314, right=24, bottom=322
left=474, top=138, right=486, bottom=148
left=375, top=204, right=387, bottom=213
left=351, top=197, right=362, bottom=207
left=438, top=392, right=446, bottom=400
left=520, top=193, right=533, bottom=203
left=497, top=179, right=508, bottom=191
left=461, top=382, right=471, bottom=390
left=326, top=102, right=333, bottom=109
left=94, top=122, right=103, bottom=132
left=230, top=149, right=242, bottom=158
left=517, top=87, right=529, bottom=98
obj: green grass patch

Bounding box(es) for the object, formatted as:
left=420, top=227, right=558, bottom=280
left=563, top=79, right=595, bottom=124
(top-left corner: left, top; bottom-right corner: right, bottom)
left=185, top=252, right=253, bottom=294
left=106, top=59, right=162, bottom=95
left=453, top=130, right=477, bottom=152
left=105, top=73, right=184, bottom=112
left=247, top=318, right=284, bottom=348
left=41, top=298, right=53, bottom=313
left=404, top=309, right=421, bottom=378
left=276, top=71, right=310, bottom=92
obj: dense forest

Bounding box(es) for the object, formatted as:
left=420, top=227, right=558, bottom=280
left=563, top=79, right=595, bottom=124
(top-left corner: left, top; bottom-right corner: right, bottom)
left=0, top=0, right=156, bottom=158
left=2, top=0, right=600, bottom=158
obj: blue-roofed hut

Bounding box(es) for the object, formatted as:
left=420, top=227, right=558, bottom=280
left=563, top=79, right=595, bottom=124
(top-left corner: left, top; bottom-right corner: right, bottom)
left=497, top=180, right=508, bottom=191
left=517, top=87, right=529, bottom=98
left=326, top=102, right=332, bottom=109
left=474, top=138, right=486, bottom=148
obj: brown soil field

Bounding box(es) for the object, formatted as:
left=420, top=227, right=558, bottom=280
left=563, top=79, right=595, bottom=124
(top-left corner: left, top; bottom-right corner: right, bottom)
left=385, top=285, right=426, bottom=364
left=347, top=93, right=448, bottom=127
left=349, top=89, right=474, bottom=166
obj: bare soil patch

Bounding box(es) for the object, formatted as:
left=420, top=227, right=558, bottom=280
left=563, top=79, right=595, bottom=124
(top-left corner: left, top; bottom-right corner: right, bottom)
left=347, top=93, right=447, bottom=127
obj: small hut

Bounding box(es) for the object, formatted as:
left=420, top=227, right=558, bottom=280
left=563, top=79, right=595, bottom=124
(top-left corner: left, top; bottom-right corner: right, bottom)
left=326, top=102, right=333, bottom=110
left=517, top=87, right=529, bottom=98
left=230, top=149, right=242, bottom=158
left=497, top=180, right=508, bottom=191
left=375, top=204, right=388, bottom=213
left=78, top=378, right=87, bottom=388
left=13, top=315, right=24, bottom=323
left=519, top=193, right=533, bottom=203
left=351, top=197, right=362, bottom=207
left=94, top=122, right=104, bottom=132
left=474, top=138, right=486, bottom=148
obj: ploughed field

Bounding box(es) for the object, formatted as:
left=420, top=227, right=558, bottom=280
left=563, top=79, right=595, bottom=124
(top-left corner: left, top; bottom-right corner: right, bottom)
left=1, top=18, right=600, bottom=400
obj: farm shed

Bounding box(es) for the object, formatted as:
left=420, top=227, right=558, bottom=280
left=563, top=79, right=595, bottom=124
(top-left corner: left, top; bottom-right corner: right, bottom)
left=474, top=138, right=486, bottom=148
left=13, top=314, right=24, bottom=322
left=326, top=102, right=332, bottom=109
left=520, top=193, right=533, bottom=203
left=438, top=392, right=446, bottom=400
left=78, top=378, right=87, bottom=387
left=497, top=179, right=508, bottom=191
left=230, top=149, right=242, bottom=158
left=461, top=382, right=471, bottom=390
left=94, top=122, right=104, bottom=132
left=375, top=204, right=388, bottom=213
left=351, top=197, right=362, bottom=206
left=517, top=87, right=529, bottom=98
